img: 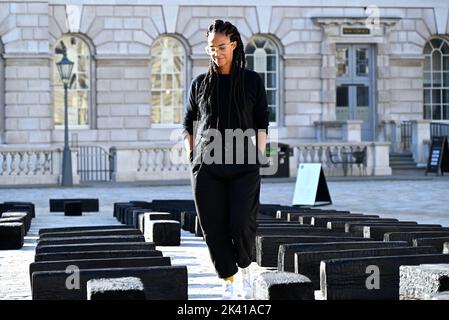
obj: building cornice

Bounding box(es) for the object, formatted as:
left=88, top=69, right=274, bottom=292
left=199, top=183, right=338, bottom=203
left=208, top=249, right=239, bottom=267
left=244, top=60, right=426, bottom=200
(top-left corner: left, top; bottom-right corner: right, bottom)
left=312, top=16, right=401, bottom=27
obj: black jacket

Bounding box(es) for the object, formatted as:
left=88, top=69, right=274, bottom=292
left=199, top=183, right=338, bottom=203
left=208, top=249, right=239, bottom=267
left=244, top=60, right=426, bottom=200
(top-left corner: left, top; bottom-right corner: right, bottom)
left=182, top=69, right=269, bottom=140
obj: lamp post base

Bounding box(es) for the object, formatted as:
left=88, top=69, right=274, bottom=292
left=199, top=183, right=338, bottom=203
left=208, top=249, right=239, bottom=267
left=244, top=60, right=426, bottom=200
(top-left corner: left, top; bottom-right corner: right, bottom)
left=61, top=146, right=73, bottom=187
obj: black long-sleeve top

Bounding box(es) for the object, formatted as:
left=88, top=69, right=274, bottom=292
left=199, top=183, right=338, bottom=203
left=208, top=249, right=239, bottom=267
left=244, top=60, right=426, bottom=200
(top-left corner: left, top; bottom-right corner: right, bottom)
left=182, top=69, right=269, bottom=139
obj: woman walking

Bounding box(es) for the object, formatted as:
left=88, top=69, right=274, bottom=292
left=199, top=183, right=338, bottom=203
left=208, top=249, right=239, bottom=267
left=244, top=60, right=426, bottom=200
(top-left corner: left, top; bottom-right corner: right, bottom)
left=182, top=20, right=269, bottom=299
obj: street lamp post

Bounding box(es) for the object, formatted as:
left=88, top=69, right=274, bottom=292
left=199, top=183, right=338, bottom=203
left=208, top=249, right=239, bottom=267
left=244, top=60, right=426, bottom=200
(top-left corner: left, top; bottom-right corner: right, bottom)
left=56, top=48, right=74, bottom=187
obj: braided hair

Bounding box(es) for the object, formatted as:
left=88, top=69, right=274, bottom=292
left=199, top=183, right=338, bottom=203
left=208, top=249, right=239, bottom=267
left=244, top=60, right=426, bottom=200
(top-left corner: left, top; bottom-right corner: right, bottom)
left=198, top=20, right=246, bottom=126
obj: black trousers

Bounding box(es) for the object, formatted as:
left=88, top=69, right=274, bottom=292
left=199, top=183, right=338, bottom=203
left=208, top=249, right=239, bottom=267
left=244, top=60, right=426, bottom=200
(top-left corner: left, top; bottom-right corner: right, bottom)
left=190, top=162, right=261, bottom=279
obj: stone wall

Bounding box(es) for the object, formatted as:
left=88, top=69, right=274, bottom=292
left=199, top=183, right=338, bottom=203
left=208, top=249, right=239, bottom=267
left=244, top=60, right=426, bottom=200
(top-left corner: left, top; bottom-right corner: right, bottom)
left=0, top=1, right=447, bottom=147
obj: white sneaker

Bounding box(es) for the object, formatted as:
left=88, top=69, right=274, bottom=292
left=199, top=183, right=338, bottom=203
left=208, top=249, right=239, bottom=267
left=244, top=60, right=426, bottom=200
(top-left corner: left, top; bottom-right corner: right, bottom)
left=240, top=267, right=253, bottom=299
left=222, top=280, right=237, bottom=300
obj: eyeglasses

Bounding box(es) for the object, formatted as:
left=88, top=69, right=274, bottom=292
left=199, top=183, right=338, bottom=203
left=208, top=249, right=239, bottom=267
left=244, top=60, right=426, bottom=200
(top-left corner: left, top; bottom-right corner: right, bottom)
left=204, top=42, right=235, bottom=55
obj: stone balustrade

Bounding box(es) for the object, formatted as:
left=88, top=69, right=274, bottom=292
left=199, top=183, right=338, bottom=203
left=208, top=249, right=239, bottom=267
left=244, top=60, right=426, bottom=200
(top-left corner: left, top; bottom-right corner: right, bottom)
left=111, top=144, right=191, bottom=182
left=288, top=141, right=392, bottom=177
left=0, top=147, right=81, bottom=185
left=0, top=147, right=62, bottom=185
left=111, top=141, right=392, bottom=182
left=0, top=141, right=392, bottom=185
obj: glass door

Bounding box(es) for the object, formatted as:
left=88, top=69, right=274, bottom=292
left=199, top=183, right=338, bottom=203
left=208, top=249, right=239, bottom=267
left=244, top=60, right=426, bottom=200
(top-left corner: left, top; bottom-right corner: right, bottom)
left=336, top=44, right=375, bottom=141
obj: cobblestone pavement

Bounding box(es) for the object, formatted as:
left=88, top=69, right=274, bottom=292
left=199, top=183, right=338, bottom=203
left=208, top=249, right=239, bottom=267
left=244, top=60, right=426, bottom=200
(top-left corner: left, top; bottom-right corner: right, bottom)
left=1, top=175, right=448, bottom=300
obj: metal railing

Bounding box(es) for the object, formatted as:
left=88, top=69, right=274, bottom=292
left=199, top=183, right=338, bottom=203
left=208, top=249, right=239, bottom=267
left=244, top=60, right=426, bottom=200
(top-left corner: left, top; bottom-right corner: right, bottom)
left=430, top=122, right=449, bottom=139
left=76, top=146, right=113, bottom=182
left=400, top=121, right=412, bottom=152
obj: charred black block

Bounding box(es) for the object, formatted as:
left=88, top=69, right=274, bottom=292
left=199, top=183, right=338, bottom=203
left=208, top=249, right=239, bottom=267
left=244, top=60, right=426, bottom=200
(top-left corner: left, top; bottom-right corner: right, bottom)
left=35, top=241, right=151, bottom=254
left=321, top=254, right=449, bottom=300
left=50, top=198, right=99, bottom=212
left=278, top=241, right=409, bottom=272
left=37, top=235, right=146, bottom=247
left=414, top=237, right=449, bottom=252
left=0, top=223, right=24, bottom=249
left=38, top=225, right=128, bottom=236
left=35, top=249, right=161, bottom=262
left=32, top=266, right=188, bottom=300
left=39, top=228, right=142, bottom=239
left=64, top=201, right=82, bottom=216
left=87, top=277, right=146, bottom=300
left=295, top=246, right=436, bottom=290
left=256, top=235, right=366, bottom=267
left=253, top=271, right=314, bottom=300
left=2, top=211, right=31, bottom=233
left=144, top=220, right=180, bottom=246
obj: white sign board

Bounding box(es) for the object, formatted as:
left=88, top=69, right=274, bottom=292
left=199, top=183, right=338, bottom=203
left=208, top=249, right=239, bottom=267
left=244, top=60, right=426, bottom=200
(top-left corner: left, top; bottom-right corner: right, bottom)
left=292, top=163, right=331, bottom=206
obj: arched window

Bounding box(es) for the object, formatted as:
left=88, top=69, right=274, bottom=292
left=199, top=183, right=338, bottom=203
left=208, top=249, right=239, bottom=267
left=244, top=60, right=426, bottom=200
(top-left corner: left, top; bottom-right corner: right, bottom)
left=245, top=36, right=279, bottom=124
left=150, top=37, right=186, bottom=125
left=423, top=37, right=449, bottom=120
left=53, top=35, right=91, bottom=127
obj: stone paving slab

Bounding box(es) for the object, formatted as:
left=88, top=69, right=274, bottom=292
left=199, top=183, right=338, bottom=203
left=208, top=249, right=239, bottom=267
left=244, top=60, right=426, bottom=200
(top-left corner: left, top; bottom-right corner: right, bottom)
left=1, top=177, right=449, bottom=300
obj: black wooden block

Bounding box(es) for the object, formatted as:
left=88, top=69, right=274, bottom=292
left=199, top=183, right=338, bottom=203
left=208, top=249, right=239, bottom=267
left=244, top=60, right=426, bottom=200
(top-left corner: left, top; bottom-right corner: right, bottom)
left=257, top=221, right=304, bottom=226
left=195, top=217, right=203, bottom=238
left=385, top=231, right=449, bottom=245
left=32, top=266, right=188, bottom=300
left=115, top=203, right=135, bottom=223
left=123, top=207, right=139, bottom=226
left=30, top=257, right=171, bottom=285
left=321, top=254, right=449, bottom=300
left=113, top=202, right=132, bottom=219
left=2, top=212, right=30, bottom=233
left=325, top=218, right=399, bottom=231
left=253, top=271, right=314, bottom=300
left=0, top=216, right=27, bottom=236
left=64, top=201, right=82, bottom=216
left=36, top=241, right=151, bottom=254
left=35, top=249, right=162, bottom=262
left=299, top=214, right=374, bottom=225
left=278, top=241, right=409, bottom=272
left=188, top=212, right=197, bottom=234
left=362, top=225, right=444, bottom=240
left=38, top=225, right=128, bottom=235
left=257, top=235, right=365, bottom=267
left=129, top=201, right=153, bottom=209
left=295, top=246, right=436, bottom=290
left=147, top=212, right=173, bottom=221
left=414, top=237, right=449, bottom=252
left=181, top=211, right=195, bottom=231
left=37, top=235, right=147, bottom=247
left=310, top=215, right=381, bottom=227
left=0, top=223, right=24, bottom=249
left=144, top=220, right=180, bottom=246
left=346, top=222, right=420, bottom=236
left=285, top=210, right=350, bottom=222
left=3, top=202, right=35, bottom=218
left=141, top=212, right=173, bottom=232
left=39, top=228, right=142, bottom=239
left=50, top=198, right=99, bottom=212
left=256, top=226, right=349, bottom=236
left=87, top=277, right=146, bottom=300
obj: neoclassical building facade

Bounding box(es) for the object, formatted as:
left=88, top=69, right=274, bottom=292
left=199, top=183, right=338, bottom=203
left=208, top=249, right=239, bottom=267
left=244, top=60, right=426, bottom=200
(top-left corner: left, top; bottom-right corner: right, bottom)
left=0, top=0, right=448, bottom=183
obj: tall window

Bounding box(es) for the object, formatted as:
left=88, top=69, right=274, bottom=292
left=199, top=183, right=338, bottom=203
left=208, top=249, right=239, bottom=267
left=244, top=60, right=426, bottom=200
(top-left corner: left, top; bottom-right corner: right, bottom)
left=53, top=35, right=91, bottom=127
left=151, top=37, right=186, bottom=125
left=423, top=37, right=449, bottom=120
left=245, top=36, right=279, bottom=123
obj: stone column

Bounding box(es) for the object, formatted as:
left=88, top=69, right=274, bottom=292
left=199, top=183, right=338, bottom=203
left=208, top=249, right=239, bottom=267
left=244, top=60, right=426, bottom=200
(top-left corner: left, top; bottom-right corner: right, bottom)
left=314, top=121, right=325, bottom=141
left=110, top=147, right=139, bottom=182
left=411, top=120, right=431, bottom=167
left=342, top=120, right=363, bottom=142
left=365, top=142, right=392, bottom=176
